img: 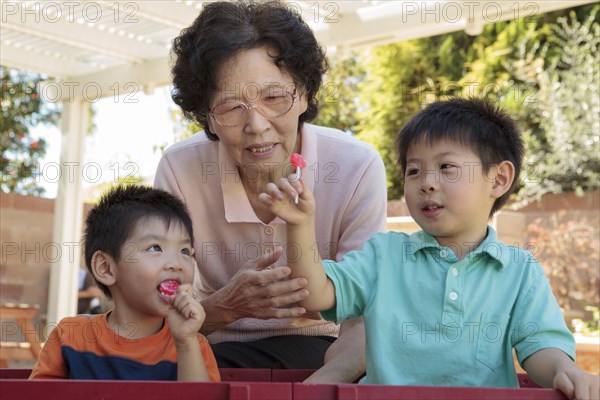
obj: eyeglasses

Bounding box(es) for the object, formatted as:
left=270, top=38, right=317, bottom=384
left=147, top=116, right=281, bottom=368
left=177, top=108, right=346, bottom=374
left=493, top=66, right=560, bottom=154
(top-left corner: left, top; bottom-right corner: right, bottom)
left=209, top=88, right=298, bottom=127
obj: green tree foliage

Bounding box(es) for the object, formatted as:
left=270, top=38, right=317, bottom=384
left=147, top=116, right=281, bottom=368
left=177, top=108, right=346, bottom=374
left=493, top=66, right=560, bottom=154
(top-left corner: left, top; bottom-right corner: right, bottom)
left=350, top=33, right=473, bottom=199
left=353, top=42, right=424, bottom=199
left=517, top=8, right=600, bottom=202
left=314, top=54, right=366, bottom=134
left=314, top=4, right=598, bottom=201
left=459, top=5, right=599, bottom=205
left=1, top=66, right=60, bottom=195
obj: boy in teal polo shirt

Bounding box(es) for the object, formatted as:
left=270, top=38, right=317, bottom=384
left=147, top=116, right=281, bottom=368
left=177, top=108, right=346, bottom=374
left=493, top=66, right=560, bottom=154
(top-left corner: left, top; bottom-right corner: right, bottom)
left=259, top=98, right=598, bottom=398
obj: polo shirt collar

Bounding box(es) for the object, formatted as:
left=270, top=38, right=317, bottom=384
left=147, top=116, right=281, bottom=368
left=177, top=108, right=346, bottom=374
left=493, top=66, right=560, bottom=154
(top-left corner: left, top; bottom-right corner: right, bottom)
left=408, top=226, right=510, bottom=269
left=476, top=226, right=511, bottom=269
left=220, top=124, right=317, bottom=223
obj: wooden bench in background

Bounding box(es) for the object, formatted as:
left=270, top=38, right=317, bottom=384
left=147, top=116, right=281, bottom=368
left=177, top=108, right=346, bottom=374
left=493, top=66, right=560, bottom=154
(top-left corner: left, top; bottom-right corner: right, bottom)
left=0, top=303, right=42, bottom=367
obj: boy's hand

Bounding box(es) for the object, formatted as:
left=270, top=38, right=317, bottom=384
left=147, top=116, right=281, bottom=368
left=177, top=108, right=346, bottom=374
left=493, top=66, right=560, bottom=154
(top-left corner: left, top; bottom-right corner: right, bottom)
left=259, top=175, right=315, bottom=226
left=167, top=284, right=205, bottom=342
left=553, top=366, right=599, bottom=400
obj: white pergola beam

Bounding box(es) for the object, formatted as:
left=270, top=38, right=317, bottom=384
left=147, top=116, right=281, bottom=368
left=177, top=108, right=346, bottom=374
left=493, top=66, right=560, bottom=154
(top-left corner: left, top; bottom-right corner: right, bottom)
left=1, top=1, right=182, bottom=59
left=70, top=56, right=172, bottom=96
left=2, top=21, right=143, bottom=63
left=121, top=1, right=199, bottom=28
left=38, top=57, right=172, bottom=103
left=0, top=43, right=79, bottom=78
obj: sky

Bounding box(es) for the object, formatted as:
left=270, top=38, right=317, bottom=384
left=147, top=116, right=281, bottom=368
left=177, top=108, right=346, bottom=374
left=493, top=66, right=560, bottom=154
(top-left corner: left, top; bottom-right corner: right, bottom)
left=32, top=85, right=178, bottom=199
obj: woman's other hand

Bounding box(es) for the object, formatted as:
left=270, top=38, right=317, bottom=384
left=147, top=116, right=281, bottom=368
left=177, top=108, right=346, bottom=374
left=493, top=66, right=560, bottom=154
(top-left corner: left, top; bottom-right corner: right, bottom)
left=199, top=247, right=308, bottom=334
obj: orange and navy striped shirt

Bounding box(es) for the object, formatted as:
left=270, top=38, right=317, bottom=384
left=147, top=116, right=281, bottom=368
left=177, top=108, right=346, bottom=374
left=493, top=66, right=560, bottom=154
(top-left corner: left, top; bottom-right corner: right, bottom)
left=29, top=313, right=220, bottom=381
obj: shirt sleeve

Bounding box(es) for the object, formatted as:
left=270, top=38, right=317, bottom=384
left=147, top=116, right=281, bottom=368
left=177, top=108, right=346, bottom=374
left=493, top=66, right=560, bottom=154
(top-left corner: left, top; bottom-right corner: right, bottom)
left=321, top=236, right=382, bottom=323
left=511, top=258, right=576, bottom=365
left=29, top=321, right=69, bottom=379
left=335, top=153, right=387, bottom=259
left=198, top=335, right=221, bottom=382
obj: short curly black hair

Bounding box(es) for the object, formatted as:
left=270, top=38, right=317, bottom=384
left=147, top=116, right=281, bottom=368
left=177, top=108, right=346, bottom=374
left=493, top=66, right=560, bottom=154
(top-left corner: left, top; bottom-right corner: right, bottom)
left=171, top=0, right=328, bottom=141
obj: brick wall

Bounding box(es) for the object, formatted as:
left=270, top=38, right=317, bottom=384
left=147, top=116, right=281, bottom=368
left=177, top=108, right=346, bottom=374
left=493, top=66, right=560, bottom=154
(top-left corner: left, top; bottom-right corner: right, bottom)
left=0, top=193, right=92, bottom=337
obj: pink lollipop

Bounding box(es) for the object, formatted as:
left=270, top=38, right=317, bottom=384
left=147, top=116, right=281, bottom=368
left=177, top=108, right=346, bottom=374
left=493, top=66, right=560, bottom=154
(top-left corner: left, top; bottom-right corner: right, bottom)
left=290, top=153, right=306, bottom=204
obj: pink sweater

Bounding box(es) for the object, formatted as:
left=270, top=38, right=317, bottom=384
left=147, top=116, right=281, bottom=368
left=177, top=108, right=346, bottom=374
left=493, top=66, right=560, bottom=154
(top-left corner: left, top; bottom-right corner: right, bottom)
left=155, top=124, right=387, bottom=343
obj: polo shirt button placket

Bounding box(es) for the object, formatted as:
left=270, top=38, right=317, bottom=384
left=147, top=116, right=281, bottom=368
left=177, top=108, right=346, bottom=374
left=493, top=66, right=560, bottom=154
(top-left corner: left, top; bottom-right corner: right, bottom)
left=443, top=262, right=461, bottom=324
left=265, top=226, right=274, bottom=235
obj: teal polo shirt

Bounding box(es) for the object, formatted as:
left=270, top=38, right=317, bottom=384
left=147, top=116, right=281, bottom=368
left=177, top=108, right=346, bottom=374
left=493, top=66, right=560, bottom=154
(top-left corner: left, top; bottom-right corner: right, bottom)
left=322, top=226, right=575, bottom=386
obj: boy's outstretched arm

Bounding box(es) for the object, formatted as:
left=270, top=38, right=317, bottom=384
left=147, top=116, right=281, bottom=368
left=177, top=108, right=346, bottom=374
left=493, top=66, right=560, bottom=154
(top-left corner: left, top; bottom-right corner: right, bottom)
left=522, top=348, right=599, bottom=399
left=168, top=284, right=211, bottom=381
left=259, top=176, right=336, bottom=312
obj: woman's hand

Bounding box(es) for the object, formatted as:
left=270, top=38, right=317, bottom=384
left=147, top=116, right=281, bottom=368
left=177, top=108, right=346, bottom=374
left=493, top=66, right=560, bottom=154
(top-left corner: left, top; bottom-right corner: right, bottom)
left=199, top=247, right=309, bottom=334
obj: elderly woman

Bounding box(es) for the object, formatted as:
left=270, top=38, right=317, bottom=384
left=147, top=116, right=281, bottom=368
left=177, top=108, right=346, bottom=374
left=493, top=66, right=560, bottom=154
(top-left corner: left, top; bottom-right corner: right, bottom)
left=154, top=0, right=386, bottom=383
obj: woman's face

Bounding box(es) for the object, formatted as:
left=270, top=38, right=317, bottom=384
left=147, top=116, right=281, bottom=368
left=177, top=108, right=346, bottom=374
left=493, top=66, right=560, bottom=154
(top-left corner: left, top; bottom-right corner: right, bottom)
left=208, top=46, right=308, bottom=179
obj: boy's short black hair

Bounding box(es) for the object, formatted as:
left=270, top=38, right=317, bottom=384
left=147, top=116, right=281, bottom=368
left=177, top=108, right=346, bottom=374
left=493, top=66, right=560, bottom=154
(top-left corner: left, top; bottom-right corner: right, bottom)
left=396, top=97, right=524, bottom=216
left=83, top=185, right=194, bottom=298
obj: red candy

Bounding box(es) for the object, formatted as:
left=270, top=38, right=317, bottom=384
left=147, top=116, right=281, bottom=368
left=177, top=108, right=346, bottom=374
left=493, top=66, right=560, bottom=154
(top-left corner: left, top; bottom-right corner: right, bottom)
left=158, top=280, right=179, bottom=297
left=290, top=153, right=306, bottom=169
